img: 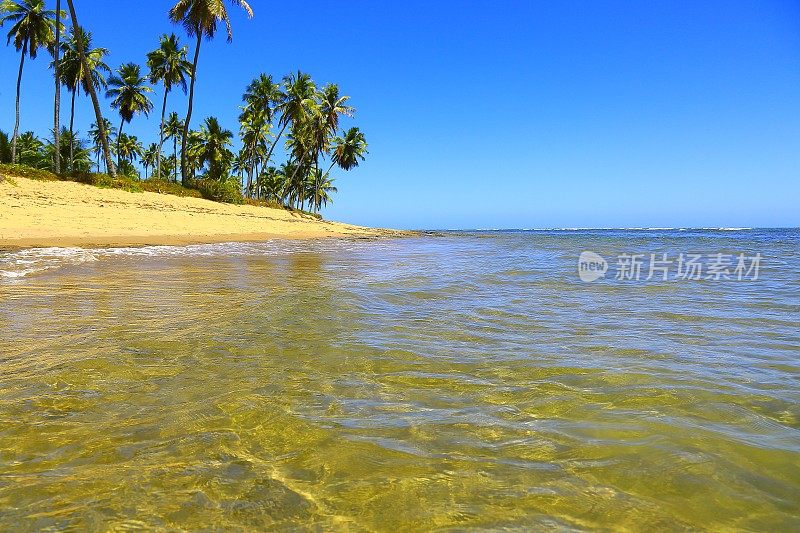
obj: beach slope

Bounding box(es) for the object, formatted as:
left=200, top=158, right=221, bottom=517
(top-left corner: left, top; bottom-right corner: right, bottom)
left=1, top=176, right=399, bottom=248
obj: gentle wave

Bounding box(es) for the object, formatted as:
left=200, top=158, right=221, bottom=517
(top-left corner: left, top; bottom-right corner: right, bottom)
left=0, top=227, right=780, bottom=279
left=0, top=247, right=99, bottom=279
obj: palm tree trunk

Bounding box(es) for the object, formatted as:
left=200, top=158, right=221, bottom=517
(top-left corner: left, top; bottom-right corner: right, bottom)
left=157, top=88, right=168, bottom=181
left=314, top=153, right=320, bottom=212
left=12, top=38, right=27, bottom=164
left=288, top=151, right=308, bottom=209
left=247, top=146, right=254, bottom=198
left=254, top=159, right=260, bottom=200
left=173, top=136, right=178, bottom=182
left=65, top=0, right=115, bottom=177
left=117, top=119, right=124, bottom=168
left=53, top=0, right=61, bottom=174
left=69, top=90, right=76, bottom=172
left=181, top=32, right=202, bottom=186
left=262, top=121, right=288, bottom=171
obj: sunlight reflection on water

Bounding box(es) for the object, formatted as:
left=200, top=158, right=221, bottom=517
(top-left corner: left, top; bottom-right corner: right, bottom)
left=1, top=230, right=798, bottom=529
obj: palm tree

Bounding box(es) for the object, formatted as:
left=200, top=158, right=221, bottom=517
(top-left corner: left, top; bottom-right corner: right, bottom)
left=142, top=143, right=159, bottom=179
left=0, top=130, right=12, bottom=163
left=231, top=147, right=247, bottom=182
left=116, top=132, right=143, bottom=173
left=310, top=83, right=353, bottom=210
left=163, top=111, right=183, bottom=181
left=52, top=0, right=62, bottom=174
left=240, top=73, right=281, bottom=195
left=106, top=62, right=153, bottom=167
left=242, top=73, right=282, bottom=123
left=189, top=116, right=233, bottom=181
left=329, top=127, right=368, bottom=174
left=56, top=26, right=109, bottom=172
left=184, top=129, right=203, bottom=178
left=63, top=0, right=115, bottom=176
left=308, top=167, right=337, bottom=211
left=238, top=107, right=269, bottom=197
left=169, top=0, right=253, bottom=185
left=147, top=33, right=192, bottom=183
left=257, top=165, right=288, bottom=203
left=16, top=131, right=46, bottom=168
left=280, top=72, right=324, bottom=209
left=88, top=118, right=116, bottom=172
left=285, top=123, right=315, bottom=210
left=0, top=0, right=58, bottom=164
left=315, top=126, right=367, bottom=210
left=48, top=126, right=91, bottom=173
left=261, top=71, right=313, bottom=175
left=275, top=161, right=298, bottom=207
left=162, top=154, right=177, bottom=180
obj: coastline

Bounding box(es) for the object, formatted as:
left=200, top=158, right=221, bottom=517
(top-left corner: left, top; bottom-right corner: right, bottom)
left=0, top=175, right=411, bottom=250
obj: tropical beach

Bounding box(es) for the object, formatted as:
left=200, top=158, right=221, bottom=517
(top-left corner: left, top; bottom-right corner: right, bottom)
left=2, top=0, right=799, bottom=531
left=0, top=173, right=402, bottom=249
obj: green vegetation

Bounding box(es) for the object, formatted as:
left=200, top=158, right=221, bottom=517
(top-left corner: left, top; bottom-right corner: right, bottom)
left=0, top=162, right=204, bottom=199
left=0, top=0, right=368, bottom=214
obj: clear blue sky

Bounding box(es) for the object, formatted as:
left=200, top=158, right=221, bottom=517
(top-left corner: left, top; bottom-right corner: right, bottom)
left=2, top=1, right=798, bottom=229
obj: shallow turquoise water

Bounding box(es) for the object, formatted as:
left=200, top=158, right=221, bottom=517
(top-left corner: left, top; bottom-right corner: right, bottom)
left=0, top=229, right=798, bottom=529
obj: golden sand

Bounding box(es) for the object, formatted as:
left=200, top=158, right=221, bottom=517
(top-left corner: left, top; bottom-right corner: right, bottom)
left=0, top=176, right=402, bottom=248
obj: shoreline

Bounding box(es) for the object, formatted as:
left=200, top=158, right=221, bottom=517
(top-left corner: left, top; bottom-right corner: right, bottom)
left=1, top=175, right=412, bottom=250
left=0, top=230, right=414, bottom=252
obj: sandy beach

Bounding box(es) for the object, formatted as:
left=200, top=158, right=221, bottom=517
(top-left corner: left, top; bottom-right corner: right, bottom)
left=0, top=176, right=403, bottom=249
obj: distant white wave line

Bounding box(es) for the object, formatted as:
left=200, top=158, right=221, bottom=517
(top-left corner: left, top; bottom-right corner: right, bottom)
left=472, top=227, right=755, bottom=231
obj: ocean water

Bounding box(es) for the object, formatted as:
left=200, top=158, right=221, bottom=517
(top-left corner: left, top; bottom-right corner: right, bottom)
left=0, top=229, right=798, bottom=530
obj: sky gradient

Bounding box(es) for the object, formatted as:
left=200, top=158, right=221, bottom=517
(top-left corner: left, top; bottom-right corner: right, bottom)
left=1, top=0, right=798, bottom=229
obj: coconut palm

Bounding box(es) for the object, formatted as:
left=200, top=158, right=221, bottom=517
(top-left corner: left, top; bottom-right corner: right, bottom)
left=242, top=73, right=282, bottom=122
left=318, top=84, right=353, bottom=138
left=183, top=129, right=203, bottom=178
left=0, top=0, right=58, bottom=163
left=88, top=118, right=116, bottom=171
left=47, top=126, right=91, bottom=173
left=147, top=33, right=192, bottom=182
left=189, top=116, right=234, bottom=181
left=106, top=62, right=153, bottom=167
left=169, top=0, right=253, bottom=185
left=16, top=131, right=46, bottom=168
left=257, top=165, right=288, bottom=203
left=116, top=132, right=142, bottom=166
left=309, top=167, right=337, bottom=211
left=285, top=126, right=315, bottom=209
left=56, top=26, right=109, bottom=172
left=240, top=73, right=283, bottom=194
left=142, top=143, right=159, bottom=179
left=231, top=147, right=247, bottom=182
left=0, top=130, right=12, bottom=163
left=329, top=127, right=368, bottom=173
left=309, top=83, right=353, bottom=210
left=63, top=0, right=115, bottom=176
left=275, top=161, right=299, bottom=207
left=238, top=107, right=269, bottom=197
left=163, top=111, right=183, bottom=181
left=262, top=71, right=313, bottom=175
left=162, top=154, right=177, bottom=180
